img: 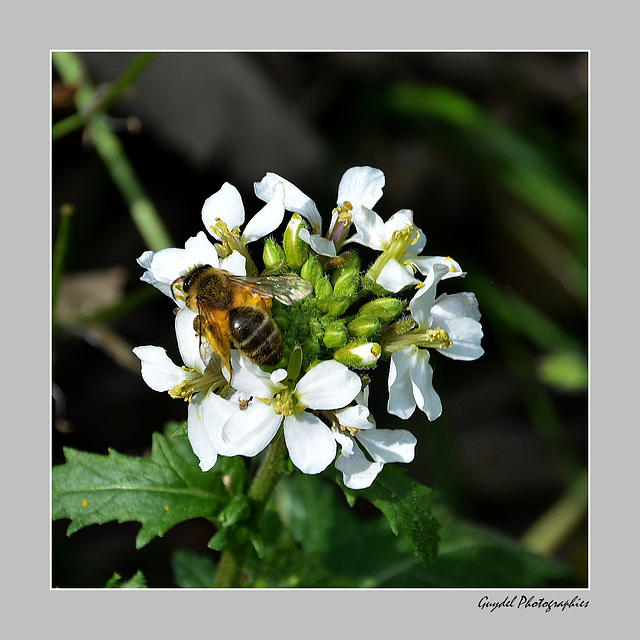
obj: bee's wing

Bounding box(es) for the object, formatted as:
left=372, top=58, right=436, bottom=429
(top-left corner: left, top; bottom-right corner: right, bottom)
left=227, top=273, right=313, bottom=306
left=194, top=300, right=232, bottom=375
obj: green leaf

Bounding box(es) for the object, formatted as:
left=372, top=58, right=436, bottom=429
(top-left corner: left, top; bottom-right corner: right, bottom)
left=339, top=466, right=441, bottom=567
left=388, top=84, right=587, bottom=247
left=52, top=433, right=227, bottom=548
left=537, top=351, right=588, bottom=392
left=256, top=474, right=572, bottom=588
left=171, top=549, right=216, bottom=588
left=382, top=507, right=575, bottom=588
left=106, top=570, right=147, bottom=588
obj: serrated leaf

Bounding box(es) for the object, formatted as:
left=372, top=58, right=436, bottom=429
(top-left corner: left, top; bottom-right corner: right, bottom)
left=340, top=466, right=441, bottom=567
left=106, top=570, right=147, bottom=588
left=375, top=507, right=575, bottom=588
left=52, top=433, right=227, bottom=548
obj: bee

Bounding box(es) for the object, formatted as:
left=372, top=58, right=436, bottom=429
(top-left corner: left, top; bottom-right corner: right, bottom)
left=172, top=265, right=313, bottom=377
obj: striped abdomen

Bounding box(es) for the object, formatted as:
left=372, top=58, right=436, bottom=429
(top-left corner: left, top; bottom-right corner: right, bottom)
left=228, top=306, right=284, bottom=366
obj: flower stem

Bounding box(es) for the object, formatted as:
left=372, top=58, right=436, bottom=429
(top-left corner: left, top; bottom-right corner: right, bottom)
left=520, top=469, right=588, bottom=555
left=52, top=204, right=74, bottom=317
left=51, top=52, right=172, bottom=252
left=212, top=434, right=287, bottom=588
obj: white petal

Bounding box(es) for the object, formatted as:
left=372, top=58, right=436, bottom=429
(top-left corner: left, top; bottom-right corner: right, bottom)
left=432, top=292, right=481, bottom=322
left=409, top=349, right=442, bottom=420
left=187, top=397, right=218, bottom=471
left=332, top=427, right=356, bottom=455
left=335, top=404, right=374, bottom=430
left=294, top=360, right=361, bottom=410
left=202, top=183, right=245, bottom=237
left=383, top=209, right=415, bottom=238
left=334, top=433, right=383, bottom=489
left=184, top=231, right=221, bottom=268
left=140, top=268, right=175, bottom=301
left=436, top=317, right=485, bottom=361
left=410, top=224, right=427, bottom=255
left=242, top=182, right=285, bottom=243
left=298, top=229, right=337, bottom=257
left=408, top=263, right=451, bottom=327
left=254, top=173, right=322, bottom=234
left=410, top=255, right=464, bottom=279
left=228, top=352, right=282, bottom=399
left=376, top=259, right=420, bottom=293
left=219, top=250, right=247, bottom=276
left=199, top=391, right=241, bottom=456
left=337, top=166, right=385, bottom=210
left=136, top=250, right=154, bottom=270
left=174, top=308, right=205, bottom=372
left=346, top=206, right=387, bottom=250
left=132, top=345, right=189, bottom=392
left=271, top=368, right=288, bottom=384
left=149, top=247, right=191, bottom=284
left=356, top=428, right=417, bottom=463
left=387, top=348, right=418, bottom=419
left=283, top=411, right=336, bottom=474
left=221, top=401, right=282, bottom=456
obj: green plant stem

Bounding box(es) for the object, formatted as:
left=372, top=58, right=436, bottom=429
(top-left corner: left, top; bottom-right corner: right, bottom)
left=520, top=470, right=588, bottom=555
left=52, top=52, right=156, bottom=141
left=212, top=435, right=287, bottom=588
left=51, top=205, right=73, bottom=317
left=51, top=52, right=172, bottom=252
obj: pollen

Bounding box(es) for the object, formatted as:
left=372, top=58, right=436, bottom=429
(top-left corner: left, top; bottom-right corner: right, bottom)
left=340, top=424, right=360, bottom=437
left=81, top=499, right=88, bottom=508
left=164, top=505, right=170, bottom=511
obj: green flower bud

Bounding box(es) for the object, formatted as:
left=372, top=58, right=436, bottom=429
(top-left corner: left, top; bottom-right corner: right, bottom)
left=315, top=275, right=333, bottom=313
left=333, top=339, right=382, bottom=369
left=333, top=269, right=359, bottom=299
left=301, top=255, right=323, bottom=286
left=218, top=495, right=251, bottom=527
left=379, top=316, right=419, bottom=347
left=323, top=320, right=349, bottom=348
left=330, top=252, right=361, bottom=284
left=357, top=297, right=406, bottom=323
left=329, top=270, right=359, bottom=317
left=287, top=345, right=303, bottom=381
left=283, top=213, right=309, bottom=271
left=347, top=314, right=381, bottom=339
left=262, top=238, right=285, bottom=271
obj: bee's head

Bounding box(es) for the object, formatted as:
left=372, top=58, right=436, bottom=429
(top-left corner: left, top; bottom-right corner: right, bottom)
left=171, top=264, right=211, bottom=301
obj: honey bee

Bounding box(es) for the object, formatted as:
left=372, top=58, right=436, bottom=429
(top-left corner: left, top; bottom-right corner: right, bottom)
left=172, top=265, right=313, bottom=377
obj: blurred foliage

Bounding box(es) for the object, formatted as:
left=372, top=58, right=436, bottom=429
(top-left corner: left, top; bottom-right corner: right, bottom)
left=52, top=51, right=588, bottom=588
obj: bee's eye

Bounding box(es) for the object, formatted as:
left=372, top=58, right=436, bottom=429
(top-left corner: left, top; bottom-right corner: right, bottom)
left=181, top=265, right=212, bottom=293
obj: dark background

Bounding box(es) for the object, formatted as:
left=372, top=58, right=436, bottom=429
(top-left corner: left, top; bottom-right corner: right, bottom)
left=52, top=51, right=588, bottom=587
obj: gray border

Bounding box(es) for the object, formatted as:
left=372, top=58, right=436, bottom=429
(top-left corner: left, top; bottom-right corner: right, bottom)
left=8, top=0, right=633, bottom=635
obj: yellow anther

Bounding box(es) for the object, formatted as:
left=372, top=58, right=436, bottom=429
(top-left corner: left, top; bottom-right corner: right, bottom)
left=339, top=424, right=361, bottom=437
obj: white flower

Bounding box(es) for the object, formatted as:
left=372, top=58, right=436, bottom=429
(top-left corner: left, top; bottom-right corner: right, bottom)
left=253, top=166, right=386, bottom=257
left=132, top=308, right=238, bottom=471
left=386, top=264, right=484, bottom=420
left=201, top=181, right=285, bottom=244
left=348, top=207, right=464, bottom=293
left=137, top=231, right=246, bottom=305
left=220, top=355, right=362, bottom=474
left=332, top=393, right=417, bottom=489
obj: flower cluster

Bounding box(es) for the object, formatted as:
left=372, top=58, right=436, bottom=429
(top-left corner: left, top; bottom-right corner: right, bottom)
left=133, top=167, right=483, bottom=489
